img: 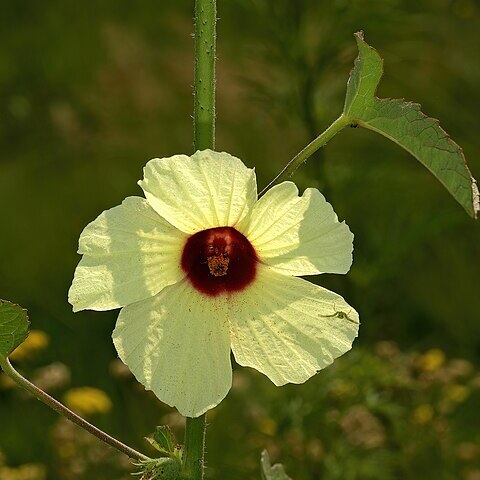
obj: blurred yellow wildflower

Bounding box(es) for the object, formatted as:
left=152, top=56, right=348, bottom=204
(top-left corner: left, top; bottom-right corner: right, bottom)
left=63, top=387, right=112, bottom=416
left=0, top=463, right=46, bottom=480
left=374, top=340, right=400, bottom=359
left=258, top=418, right=277, bottom=436
left=9, top=330, right=49, bottom=362
left=416, top=349, right=446, bottom=372
left=306, top=439, right=324, bottom=462
left=412, top=404, right=434, bottom=425
left=464, top=470, right=480, bottom=480
left=444, top=384, right=470, bottom=403
left=456, top=442, right=480, bottom=461
left=329, top=379, right=358, bottom=399
left=452, top=0, right=477, bottom=20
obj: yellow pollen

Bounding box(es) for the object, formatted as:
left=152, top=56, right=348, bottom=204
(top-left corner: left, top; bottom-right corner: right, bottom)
left=207, top=254, right=230, bottom=276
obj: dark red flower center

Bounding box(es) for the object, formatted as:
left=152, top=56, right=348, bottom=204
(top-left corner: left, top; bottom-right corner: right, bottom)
left=181, top=226, right=258, bottom=297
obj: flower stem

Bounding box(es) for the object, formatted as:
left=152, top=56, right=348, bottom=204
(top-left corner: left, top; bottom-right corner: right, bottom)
left=260, top=114, right=350, bottom=195
left=183, top=416, right=207, bottom=479
left=0, top=356, right=149, bottom=462
left=183, top=0, right=216, bottom=479
left=193, top=0, right=216, bottom=152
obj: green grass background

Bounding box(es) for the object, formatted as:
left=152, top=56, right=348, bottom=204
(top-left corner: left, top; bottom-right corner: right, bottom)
left=1, top=1, right=479, bottom=479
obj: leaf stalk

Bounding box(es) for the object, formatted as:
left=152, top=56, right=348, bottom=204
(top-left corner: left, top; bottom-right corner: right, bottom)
left=260, top=115, right=350, bottom=195
left=0, top=356, right=149, bottom=462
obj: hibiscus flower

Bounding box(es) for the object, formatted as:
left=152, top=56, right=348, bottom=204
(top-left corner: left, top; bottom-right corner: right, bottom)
left=69, top=150, right=359, bottom=417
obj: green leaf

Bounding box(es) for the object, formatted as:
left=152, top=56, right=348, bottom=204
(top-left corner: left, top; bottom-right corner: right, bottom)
left=344, top=31, right=479, bottom=219
left=0, top=300, right=30, bottom=358
left=260, top=450, right=292, bottom=480
left=145, top=426, right=177, bottom=457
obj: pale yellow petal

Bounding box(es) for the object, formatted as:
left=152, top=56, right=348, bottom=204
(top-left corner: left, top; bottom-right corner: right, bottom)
left=244, top=182, right=353, bottom=276
left=69, top=197, right=186, bottom=312
left=112, top=281, right=232, bottom=417
left=228, top=265, right=359, bottom=386
left=139, top=150, right=257, bottom=234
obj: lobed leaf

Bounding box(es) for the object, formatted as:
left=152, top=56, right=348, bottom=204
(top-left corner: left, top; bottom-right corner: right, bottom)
left=145, top=426, right=178, bottom=458
left=261, top=450, right=292, bottom=480
left=0, top=300, right=30, bottom=358
left=344, top=31, right=479, bottom=219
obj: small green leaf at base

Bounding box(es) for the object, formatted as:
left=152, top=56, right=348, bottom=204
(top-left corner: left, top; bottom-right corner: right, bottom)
left=145, top=426, right=181, bottom=460
left=261, top=450, right=292, bottom=480
left=0, top=300, right=30, bottom=359
left=344, top=31, right=479, bottom=219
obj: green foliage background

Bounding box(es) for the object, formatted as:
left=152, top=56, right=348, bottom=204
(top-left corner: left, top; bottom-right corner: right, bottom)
left=0, top=1, right=479, bottom=479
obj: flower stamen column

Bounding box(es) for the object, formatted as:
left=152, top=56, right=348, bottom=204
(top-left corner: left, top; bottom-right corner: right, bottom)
left=183, top=1, right=217, bottom=479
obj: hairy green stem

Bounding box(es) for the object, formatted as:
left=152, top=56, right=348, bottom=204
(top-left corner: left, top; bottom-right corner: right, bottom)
left=193, top=0, right=216, bottom=152
left=0, top=356, right=149, bottom=462
left=183, top=0, right=216, bottom=479
left=183, top=416, right=207, bottom=479
left=260, top=114, right=350, bottom=195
